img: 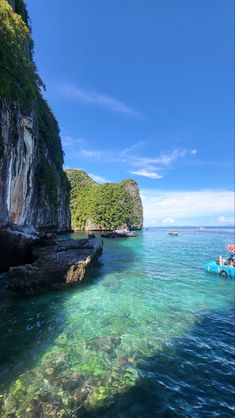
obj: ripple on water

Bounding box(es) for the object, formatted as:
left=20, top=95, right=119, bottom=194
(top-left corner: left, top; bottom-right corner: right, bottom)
left=0, top=228, right=234, bottom=417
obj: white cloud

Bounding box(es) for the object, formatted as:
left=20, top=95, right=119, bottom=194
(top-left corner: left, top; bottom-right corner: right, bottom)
left=62, top=135, right=87, bottom=148
left=131, top=169, right=162, bottom=179
left=163, top=217, right=175, bottom=224
left=80, top=149, right=100, bottom=158
left=130, top=149, right=188, bottom=169
left=88, top=173, right=109, bottom=183
left=191, top=149, right=198, bottom=155
left=141, top=189, right=234, bottom=225
left=64, top=139, right=197, bottom=180
left=62, top=135, right=74, bottom=147
left=58, top=83, right=137, bottom=116
left=217, top=215, right=235, bottom=224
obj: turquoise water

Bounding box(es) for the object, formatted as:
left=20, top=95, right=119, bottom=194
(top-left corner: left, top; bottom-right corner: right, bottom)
left=0, top=227, right=234, bottom=417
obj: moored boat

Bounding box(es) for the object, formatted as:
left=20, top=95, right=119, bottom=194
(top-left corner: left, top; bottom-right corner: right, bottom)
left=204, top=244, right=235, bottom=278
left=115, top=229, right=136, bottom=237
left=168, top=230, right=179, bottom=236
left=204, top=262, right=235, bottom=278
left=101, top=229, right=137, bottom=238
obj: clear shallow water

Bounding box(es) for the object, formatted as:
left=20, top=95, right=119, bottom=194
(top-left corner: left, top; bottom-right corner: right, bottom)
left=0, top=228, right=234, bottom=417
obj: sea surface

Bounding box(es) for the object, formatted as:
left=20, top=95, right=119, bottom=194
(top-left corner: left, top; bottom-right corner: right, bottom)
left=0, top=227, right=234, bottom=417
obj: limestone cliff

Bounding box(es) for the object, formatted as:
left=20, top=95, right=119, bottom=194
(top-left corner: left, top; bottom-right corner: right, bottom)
left=0, top=99, right=71, bottom=230
left=0, top=0, right=70, bottom=231
left=65, top=169, right=143, bottom=230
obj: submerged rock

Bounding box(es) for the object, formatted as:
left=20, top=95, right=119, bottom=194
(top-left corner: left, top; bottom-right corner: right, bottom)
left=86, top=335, right=121, bottom=355
left=8, top=238, right=103, bottom=295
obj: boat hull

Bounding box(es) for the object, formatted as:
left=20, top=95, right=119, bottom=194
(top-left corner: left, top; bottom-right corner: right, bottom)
left=101, top=231, right=136, bottom=238
left=204, top=261, right=235, bottom=277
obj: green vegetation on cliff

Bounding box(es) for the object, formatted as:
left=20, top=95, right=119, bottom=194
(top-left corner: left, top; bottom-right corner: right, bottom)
left=0, top=0, right=42, bottom=109
left=0, top=0, right=68, bottom=207
left=65, top=169, right=143, bottom=230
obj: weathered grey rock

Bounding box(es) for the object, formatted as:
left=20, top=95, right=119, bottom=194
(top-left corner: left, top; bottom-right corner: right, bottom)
left=123, top=180, right=143, bottom=230
left=0, top=224, right=58, bottom=272
left=8, top=238, right=103, bottom=295
left=0, top=100, right=71, bottom=231
left=0, top=227, right=38, bottom=272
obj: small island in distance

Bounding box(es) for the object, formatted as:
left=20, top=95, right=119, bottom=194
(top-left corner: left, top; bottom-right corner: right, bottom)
left=65, top=169, right=143, bottom=231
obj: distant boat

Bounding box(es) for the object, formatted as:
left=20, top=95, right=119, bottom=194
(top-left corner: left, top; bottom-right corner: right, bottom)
left=115, top=228, right=129, bottom=234
left=198, top=226, right=206, bottom=231
left=168, top=230, right=179, bottom=236
left=101, top=229, right=136, bottom=238
left=114, top=229, right=136, bottom=237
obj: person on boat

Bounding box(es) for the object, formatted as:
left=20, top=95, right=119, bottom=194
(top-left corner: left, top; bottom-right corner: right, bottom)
left=227, top=255, right=235, bottom=266
left=219, top=255, right=224, bottom=266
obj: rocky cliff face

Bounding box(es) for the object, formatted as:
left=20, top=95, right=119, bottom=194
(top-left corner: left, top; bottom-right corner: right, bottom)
left=0, top=100, right=70, bottom=230
left=0, top=0, right=70, bottom=231
left=65, top=169, right=143, bottom=230
left=122, top=179, right=144, bottom=230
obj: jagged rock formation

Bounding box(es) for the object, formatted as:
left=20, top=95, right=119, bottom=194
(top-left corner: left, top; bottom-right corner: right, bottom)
left=0, top=0, right=70, bottom=231
left=65, top=169, right=143, bottom=230
left=9, top=237, right=103, bottom=295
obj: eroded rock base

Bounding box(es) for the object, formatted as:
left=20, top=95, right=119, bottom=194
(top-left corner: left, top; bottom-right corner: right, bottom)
left=8, top=238, right=103, bottom=295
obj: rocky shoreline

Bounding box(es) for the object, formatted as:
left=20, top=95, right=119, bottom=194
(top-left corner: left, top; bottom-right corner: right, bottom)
left=0, top=225, right=103, bottom=295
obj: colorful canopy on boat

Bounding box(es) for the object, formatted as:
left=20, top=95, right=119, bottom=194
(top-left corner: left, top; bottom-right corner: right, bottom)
left=225, top=244, right=235, bottom=253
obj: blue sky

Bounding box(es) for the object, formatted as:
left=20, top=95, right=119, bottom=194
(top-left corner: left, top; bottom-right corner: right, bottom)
left=25, top=0, right=234, bottom=226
